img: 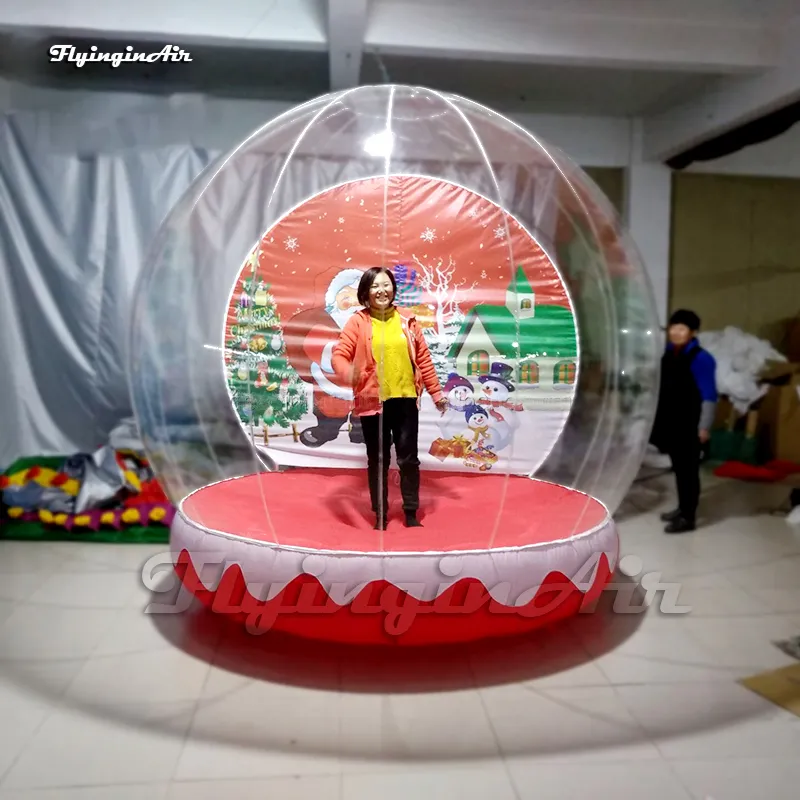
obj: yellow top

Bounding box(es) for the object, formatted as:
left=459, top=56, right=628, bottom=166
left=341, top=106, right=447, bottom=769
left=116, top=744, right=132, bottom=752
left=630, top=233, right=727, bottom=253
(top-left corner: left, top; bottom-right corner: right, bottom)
left=371, top=310, right=416, bottom=401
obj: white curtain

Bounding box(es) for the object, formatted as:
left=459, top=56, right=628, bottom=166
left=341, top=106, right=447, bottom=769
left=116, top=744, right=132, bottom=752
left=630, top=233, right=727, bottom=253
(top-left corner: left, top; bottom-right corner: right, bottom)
left=0, top=113, right=218, bottom=467
left=0, top=108, right=548, bottom=469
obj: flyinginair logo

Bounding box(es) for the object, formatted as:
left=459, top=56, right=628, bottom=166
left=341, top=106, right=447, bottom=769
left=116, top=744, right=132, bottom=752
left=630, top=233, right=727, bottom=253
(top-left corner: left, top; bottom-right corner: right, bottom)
left=50, top=44, right=192, bottom=68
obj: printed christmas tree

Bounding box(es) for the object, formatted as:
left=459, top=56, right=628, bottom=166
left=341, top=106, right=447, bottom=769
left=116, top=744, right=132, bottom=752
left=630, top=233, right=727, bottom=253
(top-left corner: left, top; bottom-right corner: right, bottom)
left=225, top=278, right=308, bottom=430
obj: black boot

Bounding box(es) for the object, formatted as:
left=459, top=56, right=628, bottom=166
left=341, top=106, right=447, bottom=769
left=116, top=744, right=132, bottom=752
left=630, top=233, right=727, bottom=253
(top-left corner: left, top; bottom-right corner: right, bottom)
left=348, top=416, right=365, bottom=444
left=299, top=414, right=346, bottom=448
left=404, top=510, right=422, bottom=528
left=299, top=426, right=338, bottom=448
left=660, top=508, right=682, bottom=522
left=664, top=516, right=695, bottom=534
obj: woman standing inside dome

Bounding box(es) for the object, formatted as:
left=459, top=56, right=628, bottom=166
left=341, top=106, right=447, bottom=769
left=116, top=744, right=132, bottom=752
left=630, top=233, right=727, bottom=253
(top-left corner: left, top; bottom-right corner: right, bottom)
left=332, top=267, right=447, bottom=530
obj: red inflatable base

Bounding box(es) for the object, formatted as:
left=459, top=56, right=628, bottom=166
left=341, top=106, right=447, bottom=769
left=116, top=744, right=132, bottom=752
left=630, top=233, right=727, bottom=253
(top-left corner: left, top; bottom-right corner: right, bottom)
left=171, top=471, right=618, bottom=646
left=174, top=549, right=615, bottom=647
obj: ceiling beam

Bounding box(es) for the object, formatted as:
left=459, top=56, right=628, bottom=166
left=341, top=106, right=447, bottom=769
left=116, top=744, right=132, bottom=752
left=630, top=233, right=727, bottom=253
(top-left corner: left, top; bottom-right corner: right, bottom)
left=0, top=1, right=777, bottom=76
left=0, top=0, right=327, bottom=51
left=327, top=0, right=369, bottom=91
left=364, top=1, right=778, bottom=73
left=643, top=17, right=800, bottom=162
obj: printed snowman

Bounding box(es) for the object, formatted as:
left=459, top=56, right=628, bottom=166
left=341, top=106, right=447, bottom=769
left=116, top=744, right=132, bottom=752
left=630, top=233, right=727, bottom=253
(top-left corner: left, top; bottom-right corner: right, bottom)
left=439, top=373, right=475, bottom=439
left=477, top=363, right=522, bottom=452
left=463, top=404, right=493, bottom=449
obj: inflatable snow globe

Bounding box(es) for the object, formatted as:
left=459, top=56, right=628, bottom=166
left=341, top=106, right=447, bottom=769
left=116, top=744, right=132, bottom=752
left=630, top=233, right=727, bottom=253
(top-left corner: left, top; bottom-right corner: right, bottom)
left=129, top=85, right=661, bottom=646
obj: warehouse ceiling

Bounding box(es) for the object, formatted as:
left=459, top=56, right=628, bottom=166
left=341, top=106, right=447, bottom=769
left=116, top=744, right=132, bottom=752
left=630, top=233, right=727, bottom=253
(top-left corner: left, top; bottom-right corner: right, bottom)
left=0, top=0, right=798, bottom=159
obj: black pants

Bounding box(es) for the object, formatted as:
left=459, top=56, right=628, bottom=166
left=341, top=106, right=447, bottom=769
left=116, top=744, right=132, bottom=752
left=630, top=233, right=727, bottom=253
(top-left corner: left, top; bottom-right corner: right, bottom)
left=668, top=436, right=701, bottom=523
left=360, top=398, right=420, bottom=517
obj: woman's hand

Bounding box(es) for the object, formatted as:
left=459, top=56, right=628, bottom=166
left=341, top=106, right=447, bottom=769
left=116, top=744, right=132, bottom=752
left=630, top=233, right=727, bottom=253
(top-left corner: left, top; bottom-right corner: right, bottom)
left=435, top=398, right=448, bottom=414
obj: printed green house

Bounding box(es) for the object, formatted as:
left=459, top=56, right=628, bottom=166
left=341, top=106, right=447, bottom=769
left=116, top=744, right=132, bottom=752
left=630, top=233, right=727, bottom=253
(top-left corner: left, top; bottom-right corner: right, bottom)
left=447, top=266, right=578, bottom=388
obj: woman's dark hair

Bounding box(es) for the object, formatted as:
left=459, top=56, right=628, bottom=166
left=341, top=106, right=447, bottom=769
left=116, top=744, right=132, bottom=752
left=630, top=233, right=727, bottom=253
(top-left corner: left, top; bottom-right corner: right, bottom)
left=668, top=309, right=701, bottom=331
left=357, top=267, right=396, bottom=306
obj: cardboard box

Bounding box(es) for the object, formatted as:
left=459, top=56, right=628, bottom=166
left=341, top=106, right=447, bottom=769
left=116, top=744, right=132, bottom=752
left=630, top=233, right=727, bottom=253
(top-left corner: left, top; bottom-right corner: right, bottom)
left=740, top=663, right=800, bottom=719
left=783, top=316, right=800, bottom=363
left=713, top=396, right=737, bottom=430
left=757, top=362, right=800, bottom=464
left=758, top=360, right=799, bottom=383
left=712, top=396, right=755, bottom=433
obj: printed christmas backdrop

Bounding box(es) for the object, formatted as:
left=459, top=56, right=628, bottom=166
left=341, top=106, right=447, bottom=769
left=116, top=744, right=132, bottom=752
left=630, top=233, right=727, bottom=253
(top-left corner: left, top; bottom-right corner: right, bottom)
left=224, top=175, right=578, bottom=475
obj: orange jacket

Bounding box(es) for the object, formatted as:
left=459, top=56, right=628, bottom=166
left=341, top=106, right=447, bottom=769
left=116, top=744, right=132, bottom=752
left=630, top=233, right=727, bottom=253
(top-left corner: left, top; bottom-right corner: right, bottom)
left=331, top=309, right=444, bottom=416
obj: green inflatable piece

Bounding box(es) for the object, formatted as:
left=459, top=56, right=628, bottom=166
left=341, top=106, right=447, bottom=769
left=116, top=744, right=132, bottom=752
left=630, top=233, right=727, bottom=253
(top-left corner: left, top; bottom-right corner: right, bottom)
left=1, top=456, right=170, bottom=544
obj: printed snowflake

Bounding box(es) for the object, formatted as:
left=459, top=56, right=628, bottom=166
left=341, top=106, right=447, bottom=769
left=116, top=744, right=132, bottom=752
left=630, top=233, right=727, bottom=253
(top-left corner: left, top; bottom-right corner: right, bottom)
left=467, top=209, right=478, bottom=218
left=493, top=225, right=507, bottom=239
left=284, top=236, right=299, bottom=252
left=481, top=270, right=487, bottom=279
left=420, top=227, right=436, bottom=243
left=338, top=217, right=345, bottom=224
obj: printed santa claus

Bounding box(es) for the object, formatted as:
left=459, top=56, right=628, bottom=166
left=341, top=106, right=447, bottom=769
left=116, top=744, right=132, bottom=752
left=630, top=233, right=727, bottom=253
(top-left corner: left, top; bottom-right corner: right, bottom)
left=281, top=268, right=365, bottom=448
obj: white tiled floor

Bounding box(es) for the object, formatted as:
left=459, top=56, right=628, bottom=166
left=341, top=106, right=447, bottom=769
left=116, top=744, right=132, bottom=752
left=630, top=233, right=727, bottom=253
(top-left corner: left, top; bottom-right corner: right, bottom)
left=1, top=472, right=800, bottom=799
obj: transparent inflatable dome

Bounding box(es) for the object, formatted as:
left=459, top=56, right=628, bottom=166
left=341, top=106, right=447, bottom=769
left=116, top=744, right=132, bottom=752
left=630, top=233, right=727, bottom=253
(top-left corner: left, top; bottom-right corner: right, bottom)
left=129, top=84, right=661, bottom=539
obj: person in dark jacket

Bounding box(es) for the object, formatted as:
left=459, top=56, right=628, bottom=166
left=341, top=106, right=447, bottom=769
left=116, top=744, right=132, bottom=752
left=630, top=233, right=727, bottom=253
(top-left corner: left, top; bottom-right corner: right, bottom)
left=650, top=309, right=717, bottom=533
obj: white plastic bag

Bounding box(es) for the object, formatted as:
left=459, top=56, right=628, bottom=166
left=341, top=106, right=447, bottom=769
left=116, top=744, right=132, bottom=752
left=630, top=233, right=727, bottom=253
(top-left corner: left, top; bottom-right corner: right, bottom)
left=698, top=327, right=786, bottom=413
